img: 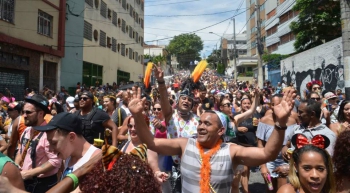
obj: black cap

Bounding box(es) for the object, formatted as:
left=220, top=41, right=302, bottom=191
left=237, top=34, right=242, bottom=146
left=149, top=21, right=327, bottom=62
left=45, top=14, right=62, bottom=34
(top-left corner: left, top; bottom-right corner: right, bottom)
left=80, top=91, right=94, bottom=99
left=34, top=112, right=82, bottom=135
left=25, top=94, right=50, bottom=114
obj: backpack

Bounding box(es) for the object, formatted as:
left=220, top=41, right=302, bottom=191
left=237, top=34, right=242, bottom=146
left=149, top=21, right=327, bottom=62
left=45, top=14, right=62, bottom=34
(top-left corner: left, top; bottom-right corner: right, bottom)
left=74, top=108, right=97, bottom=144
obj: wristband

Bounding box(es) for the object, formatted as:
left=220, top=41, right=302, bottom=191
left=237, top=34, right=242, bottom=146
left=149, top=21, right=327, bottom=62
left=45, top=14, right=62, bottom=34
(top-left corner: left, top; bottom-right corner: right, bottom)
left=66, top=173, right=79, bottom=190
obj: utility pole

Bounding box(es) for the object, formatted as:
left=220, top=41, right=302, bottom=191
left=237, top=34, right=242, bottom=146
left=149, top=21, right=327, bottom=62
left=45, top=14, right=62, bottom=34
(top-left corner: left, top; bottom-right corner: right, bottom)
left=256, top=0, right=264, bottom=88
left=233, top=17, right=237, bottom=82
left=341, top=0, right=350, bottom=99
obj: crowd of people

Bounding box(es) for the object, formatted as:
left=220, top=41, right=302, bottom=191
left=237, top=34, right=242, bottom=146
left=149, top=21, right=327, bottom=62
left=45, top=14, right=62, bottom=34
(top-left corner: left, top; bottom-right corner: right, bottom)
left=0, top=64, right=348, bottom=193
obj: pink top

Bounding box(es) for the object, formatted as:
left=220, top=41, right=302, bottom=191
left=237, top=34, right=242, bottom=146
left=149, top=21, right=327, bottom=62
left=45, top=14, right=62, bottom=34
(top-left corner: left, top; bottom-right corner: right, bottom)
left=154, top=121, right=167, bottom=138
left=20, top=126, right=62, bottom=178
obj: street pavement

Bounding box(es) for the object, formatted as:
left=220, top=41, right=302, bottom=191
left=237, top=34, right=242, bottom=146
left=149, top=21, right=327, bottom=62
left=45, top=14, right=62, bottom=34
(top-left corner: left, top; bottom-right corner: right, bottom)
left=242, top=169, right=266, bottom=193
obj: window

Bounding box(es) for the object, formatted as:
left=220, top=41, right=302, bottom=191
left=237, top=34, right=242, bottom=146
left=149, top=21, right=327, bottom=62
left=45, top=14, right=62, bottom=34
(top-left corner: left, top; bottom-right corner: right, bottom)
left=141, top=1, right=144, bottom=11
left=122, top=0, right=126, bottom=10
left=84, top=21, right=93, bottom=40
left=129, top=26, right=133, bottom=38
left=129, top=48, right=133, bottom=59
left=37, top=10, right=53, bottom=37
left=108, top=9, right=111, bottom=19
left=140, top=18, right=144, bottom=28
left=85, top=0, right=93, bottom=7
left=100, top=1, right=107, bottom=18
left=135, top=12, right=139, bottom=23
left=0, top=0, right=15, bottom=23
left=112, top=11, right=117, bottom=26
left=135, top=32, right=139, bottom=43
left=83, top=62, right=103, bottom=87
left=121, top=19, right=126, bottom=33
left=135, top=52, right=138, bottom=62
left=129, top=5, right=133, bottom=17
left=107, top=36, right=111, bottom=48
left=112, top=38, right=117, bottom=52
left=140, top=36, right=143, bottom=46
left=121, top=44, right=125, bottom=56
left=100, top=30, right=106, bottom=47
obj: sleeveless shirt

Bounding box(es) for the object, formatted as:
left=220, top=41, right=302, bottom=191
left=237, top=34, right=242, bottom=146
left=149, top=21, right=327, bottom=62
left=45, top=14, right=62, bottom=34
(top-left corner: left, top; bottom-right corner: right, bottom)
left=180, top=138, right=234, bottom=193
left=61, top=145, right=98, bottom=180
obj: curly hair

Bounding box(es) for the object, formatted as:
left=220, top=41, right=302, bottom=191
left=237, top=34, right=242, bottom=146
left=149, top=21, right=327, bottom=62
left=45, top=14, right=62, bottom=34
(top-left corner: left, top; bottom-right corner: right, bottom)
left=333, top=130, right=350, bottom=190
left=79, top=153, right=161, bottom=193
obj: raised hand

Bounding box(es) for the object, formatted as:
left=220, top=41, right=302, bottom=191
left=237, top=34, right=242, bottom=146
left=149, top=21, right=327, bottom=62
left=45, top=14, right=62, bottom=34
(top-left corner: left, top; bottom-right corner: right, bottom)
left=128, top=87, right=146, bottom=115
left=152, top=62, right=164, bottom=81
left=273, top=89, right=296, bottom=126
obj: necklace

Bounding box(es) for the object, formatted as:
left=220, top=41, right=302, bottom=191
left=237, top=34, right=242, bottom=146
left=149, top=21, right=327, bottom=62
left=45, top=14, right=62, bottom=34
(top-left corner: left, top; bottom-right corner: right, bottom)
left=196, top=139, right=222, bottom=193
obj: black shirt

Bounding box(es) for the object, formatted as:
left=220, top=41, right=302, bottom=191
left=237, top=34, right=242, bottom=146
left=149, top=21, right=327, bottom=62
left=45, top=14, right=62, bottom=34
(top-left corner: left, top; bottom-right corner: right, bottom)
left=76, top=108, right=110, bottom=144
left=236, top=112, right=261, bottom=146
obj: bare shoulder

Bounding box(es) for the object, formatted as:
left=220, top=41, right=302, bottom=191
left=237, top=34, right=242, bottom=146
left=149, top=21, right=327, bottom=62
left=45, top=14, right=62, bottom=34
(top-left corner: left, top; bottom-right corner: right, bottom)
left=329, top=122, right=340, bottom=135
left=277, top=184, right=296, bottom=193
left=260, top=111, right=274, bottom=124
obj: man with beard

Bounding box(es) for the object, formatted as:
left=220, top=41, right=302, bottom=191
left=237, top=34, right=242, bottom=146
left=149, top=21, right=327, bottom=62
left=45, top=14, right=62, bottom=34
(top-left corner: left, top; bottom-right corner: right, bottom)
left=153, top=65, right=199, bottom=192
left=15, top=94, right=62, bottom=193
left=74, top=92, right=119, bottom=147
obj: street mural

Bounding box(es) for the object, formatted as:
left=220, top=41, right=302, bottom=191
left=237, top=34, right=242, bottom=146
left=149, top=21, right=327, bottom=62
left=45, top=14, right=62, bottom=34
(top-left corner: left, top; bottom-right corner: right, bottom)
left=281, top=38, right=343, bottom=97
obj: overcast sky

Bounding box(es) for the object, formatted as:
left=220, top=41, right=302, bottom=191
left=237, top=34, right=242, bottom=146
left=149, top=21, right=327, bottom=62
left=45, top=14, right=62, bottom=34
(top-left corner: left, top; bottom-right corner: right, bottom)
left=144, top=0, right=247, bottom=58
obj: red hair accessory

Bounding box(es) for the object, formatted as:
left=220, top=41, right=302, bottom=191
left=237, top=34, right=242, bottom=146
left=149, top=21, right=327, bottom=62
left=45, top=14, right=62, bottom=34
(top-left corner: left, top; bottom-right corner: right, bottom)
left=291, top=134, right=330, bottom=150
left=306, top=80, right=323, bottom=90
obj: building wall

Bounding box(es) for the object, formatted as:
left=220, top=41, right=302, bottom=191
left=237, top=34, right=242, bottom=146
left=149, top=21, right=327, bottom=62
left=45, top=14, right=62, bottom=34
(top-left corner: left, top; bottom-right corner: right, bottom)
left=144, top=47, right=163, bottom=56
left=60, top=0, right=85, bottom=89
left=1, top=1, right=60, bottom=50
left=281, top=38, right=343, bottom=96
left=83, top=0, right=144, bottom=85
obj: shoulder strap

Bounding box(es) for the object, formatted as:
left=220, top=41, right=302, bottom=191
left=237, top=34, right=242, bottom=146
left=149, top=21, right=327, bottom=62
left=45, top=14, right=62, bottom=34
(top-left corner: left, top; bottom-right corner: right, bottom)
left=86, top=108, right=97, bottom=122
left=30, top=132, right=44, bottom=169
left=118, top=108, right=122, bottom=127
left=20, top=130, right=27, bottom=153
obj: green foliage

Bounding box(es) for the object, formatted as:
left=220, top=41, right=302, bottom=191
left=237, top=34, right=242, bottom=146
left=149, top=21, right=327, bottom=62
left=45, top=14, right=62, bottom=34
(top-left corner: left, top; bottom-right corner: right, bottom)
left=245, top=71, right=253, bottom=77
left=290, top=0, right=341, bottom=53
left=262, top=52, right=289, bottom=63
left=167, top=34, right=204, bottom=68
left=216, top=63, right=225, bottom=74
left=144, top=54, right=166, bottom=65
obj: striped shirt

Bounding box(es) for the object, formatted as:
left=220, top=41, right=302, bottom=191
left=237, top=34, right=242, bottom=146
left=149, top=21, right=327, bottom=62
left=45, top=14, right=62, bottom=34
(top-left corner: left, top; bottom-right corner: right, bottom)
left=181, top=138, right=234, bottom=193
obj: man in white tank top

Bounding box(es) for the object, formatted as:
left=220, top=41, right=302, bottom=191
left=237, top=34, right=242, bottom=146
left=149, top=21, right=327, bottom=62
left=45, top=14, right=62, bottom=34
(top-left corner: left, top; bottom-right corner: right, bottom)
left=129, top=88, right=296, bottom=193
left=35, top=112, right=101, bottom=192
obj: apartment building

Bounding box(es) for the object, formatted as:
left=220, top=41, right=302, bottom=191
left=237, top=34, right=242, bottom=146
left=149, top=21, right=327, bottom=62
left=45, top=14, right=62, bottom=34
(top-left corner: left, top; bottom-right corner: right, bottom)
left=0, top=0, right=66, bottom=100
left=265, top=0, right=297, bottom=55
left=246, top=0, right=266, bottom=56
left=82, top=0, right=144, bottom=86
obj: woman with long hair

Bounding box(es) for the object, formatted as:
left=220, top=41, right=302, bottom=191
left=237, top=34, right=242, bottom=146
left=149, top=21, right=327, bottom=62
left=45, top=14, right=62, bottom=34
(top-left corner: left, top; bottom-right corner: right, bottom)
left=332, top=130, right=350, bottom=192
left=329, top=100, right=350, bottom=136
left=278, top=135, right=336, bottom=193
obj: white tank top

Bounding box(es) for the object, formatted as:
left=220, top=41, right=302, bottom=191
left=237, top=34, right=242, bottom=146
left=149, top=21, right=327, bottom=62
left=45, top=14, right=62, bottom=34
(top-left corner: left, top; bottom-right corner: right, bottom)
left=61, top=144, right=98, bottom=180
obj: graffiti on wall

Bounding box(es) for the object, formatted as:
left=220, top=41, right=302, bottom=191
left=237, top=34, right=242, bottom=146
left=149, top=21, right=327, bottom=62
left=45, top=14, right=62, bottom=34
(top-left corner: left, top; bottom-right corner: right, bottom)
left=281, top=38, right=344, bottom=96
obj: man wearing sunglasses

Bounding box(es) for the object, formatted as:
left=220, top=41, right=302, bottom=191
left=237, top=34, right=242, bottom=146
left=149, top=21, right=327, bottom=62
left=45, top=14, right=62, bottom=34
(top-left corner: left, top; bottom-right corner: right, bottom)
left=15, top=94, right=62, bottom=193
left=74, top=92, right=119, bottom=147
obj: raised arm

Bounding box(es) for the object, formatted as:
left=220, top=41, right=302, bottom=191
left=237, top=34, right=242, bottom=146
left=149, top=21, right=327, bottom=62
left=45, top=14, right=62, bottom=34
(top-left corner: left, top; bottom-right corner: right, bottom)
left=232, top=89, right=295, bottom=166
left=129, top=87, right=187, bottom=156
left=153, top=63, right=173, bottom=123
left=234, top=88, right=260, bottom=125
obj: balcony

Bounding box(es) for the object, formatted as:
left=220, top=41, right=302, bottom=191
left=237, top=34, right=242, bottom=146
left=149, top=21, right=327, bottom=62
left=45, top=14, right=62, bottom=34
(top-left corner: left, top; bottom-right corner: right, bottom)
left=276, top=16, right=298, bottom=38
left=272, top=40, right=296, bottom=55
left=266, top=33, right=280, bottom=47
left=276, top=0, right=296, bottom=16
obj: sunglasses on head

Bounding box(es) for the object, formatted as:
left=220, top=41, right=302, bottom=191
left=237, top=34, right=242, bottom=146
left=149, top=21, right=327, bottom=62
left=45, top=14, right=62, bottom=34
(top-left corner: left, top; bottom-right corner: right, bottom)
left=153, top=108, right=161, bottom=111
left=79, top=97, right=89, bottom=101
left=127, top=124, right=135, bottom=129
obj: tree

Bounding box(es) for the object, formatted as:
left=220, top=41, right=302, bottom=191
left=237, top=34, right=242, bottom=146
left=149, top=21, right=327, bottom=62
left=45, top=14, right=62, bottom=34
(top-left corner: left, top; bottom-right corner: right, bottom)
left=167, top=34, right=204, bottom=69
left=144, top=54, right=167, bottom=65
left=217, top=63, right=225, bottom=75
left=290, top=0, right=341, bottom=53
left=206, top=49, right=221, bottom=69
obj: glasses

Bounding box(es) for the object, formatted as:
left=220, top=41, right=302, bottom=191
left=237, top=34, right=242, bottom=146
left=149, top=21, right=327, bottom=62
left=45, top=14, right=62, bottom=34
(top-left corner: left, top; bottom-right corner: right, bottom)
left=222, top=103, right=231, bottom=107
left=23, top=110, right=36, bottom=115
left=153, top=108, right=161, bottom=111
left=127, top=124, right=135, bottom=129
left=7, top=109, right=14, bottom=112
left=79, top=97, right=89, bottom=101
left=310, top=97, right=321, bottom=101
left=312, top=87, right=321, bottom=90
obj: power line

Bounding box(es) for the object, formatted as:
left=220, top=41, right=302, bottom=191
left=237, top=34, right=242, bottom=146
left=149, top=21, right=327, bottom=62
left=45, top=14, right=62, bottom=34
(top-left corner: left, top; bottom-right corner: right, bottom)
left=145, top=0, right=201, bottom=7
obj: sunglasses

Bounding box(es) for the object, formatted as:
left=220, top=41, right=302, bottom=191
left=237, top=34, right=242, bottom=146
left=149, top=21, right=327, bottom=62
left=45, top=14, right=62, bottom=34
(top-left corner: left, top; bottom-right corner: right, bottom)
left=310, top=97, right=321, bottom=101
left=312, top=87, right=321, bottom=90
left=79, top=97, right=89, bottom=101
left=7, top=108, right=14, bottom=112
left=153, top=108, right=161, bottom=111
left=222, top=103, right=231, bottom=107
left=127, top=124, right=135, bottom=129
left=23, top=110, right=36, bottom=115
